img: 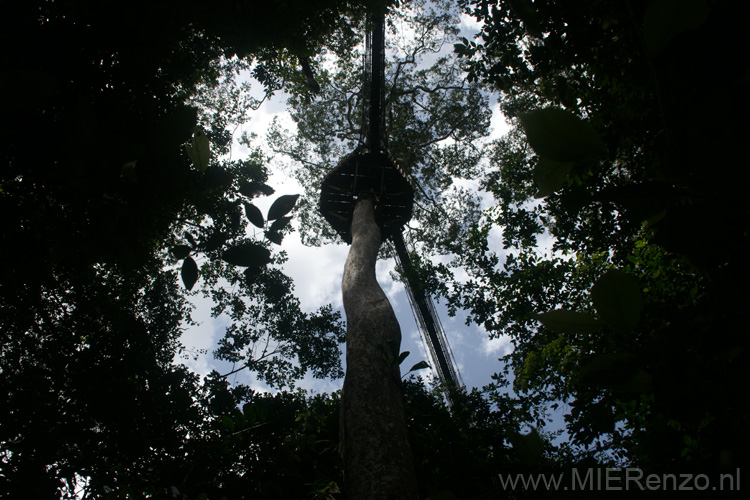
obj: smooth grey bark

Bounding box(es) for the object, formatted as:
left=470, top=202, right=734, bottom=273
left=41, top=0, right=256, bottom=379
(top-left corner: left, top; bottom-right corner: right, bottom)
left=340, top=196, right=418, bottom=499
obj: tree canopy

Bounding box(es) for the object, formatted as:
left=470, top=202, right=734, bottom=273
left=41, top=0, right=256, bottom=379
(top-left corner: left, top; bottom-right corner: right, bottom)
left=3, top=0, right=749, bottom=497
left=437, top=0, right=750, bottom=472
left=264, top=0, right=492, bottom=253
left=271, top=0, right=750, bottom=483
left=0, top=0, right=367, bottom=496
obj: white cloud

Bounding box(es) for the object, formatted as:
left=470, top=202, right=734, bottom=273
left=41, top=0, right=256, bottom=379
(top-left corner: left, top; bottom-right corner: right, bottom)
left=297, top=371, right=344, bottom=395
left=459, top=13, right=483, bottom=33
left=489, top=99, right=512, bottom=139
left=281, top=231, right=348, bottom=311
left=177, top=9, right=523, bottom=393
left=481, top=334, right=513, bottom=358
left=177, top=300, right=225, bottom=377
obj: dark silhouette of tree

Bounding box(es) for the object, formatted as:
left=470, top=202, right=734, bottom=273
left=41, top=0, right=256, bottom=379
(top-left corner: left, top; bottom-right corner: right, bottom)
left=10, top=0, right=744, bottom=496
left=0, top=0, right=379, bottom=496
left=433, top=0, right=750, bottom=474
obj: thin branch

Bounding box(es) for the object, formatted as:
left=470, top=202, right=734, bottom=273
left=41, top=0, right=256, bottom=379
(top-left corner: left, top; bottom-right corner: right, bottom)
left=219, top=364, right=249, bottom=378
left=218, top=348, right=286, bottom=379
left=230, top=420, right=275, bottom=436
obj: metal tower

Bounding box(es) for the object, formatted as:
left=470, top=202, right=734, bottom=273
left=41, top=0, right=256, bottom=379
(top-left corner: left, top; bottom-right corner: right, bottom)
left=318, top=10, right=463, bottom=399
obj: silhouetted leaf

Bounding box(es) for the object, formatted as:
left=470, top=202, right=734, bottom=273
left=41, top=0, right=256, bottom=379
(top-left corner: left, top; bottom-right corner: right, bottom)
left=239, top=181, right=275, bottom=198
left=265, top=231, right=283, bottom=245
left=222, top=243, right=271, bottom=268
left=244, top=202, right=264, bottom=228
left=591, top=269, right=643, bottom=334
left=533, top=158, right=574, bottom=197
left=398, top=351, right=410, bottom=365
left=171, top=245, right=191, bottom=260
left=520, top=108, right=607, bottom=161
left=185, top=128, right=210, bottom=171
left=534, top=309, right=603, bottom=333
left=269, top=216, right=292, bottom=233
left=181, top=256, right=198, bottom=291
left=267, top=194, right=299, bottom=221
left=408, top=361, right=430, bottom=372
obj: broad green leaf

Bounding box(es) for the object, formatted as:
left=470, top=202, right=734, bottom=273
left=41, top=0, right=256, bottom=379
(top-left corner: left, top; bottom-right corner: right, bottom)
left=591, top=269, right=643, bottom=334
left=269, top=216, right=292, bottom=233
left=534, top=309, right=603, bottom=334
left=171, top=244, right=191, bottom=259
left=181, top=256, right=198, bottom=290
left=267, top=194, right=300, bottom=221
left=408, top=361, right=430, bottom=372
left=222, top=243, right=271, bottom=268
left=185, top=128, right=210, bottom=171
left=519, top=108, right=607, bottom=162
left=398, top=351, right=410, bottom=365
left=244, top=202, right=264, bottom=228
left=644, top=0, right=710, bottom=55
left=533, top=158, right=575, bottom=197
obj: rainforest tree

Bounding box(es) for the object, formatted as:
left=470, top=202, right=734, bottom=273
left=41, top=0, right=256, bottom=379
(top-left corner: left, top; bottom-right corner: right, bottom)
left=433, top=0, right=750, bottom=471
left=0, top=0, right=384, bottom=496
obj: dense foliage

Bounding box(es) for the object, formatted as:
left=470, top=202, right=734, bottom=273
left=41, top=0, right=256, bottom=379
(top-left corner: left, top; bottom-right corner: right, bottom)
left=264, top=0, right=492, bottom=253
left=426, top=0, right=750, bottom=474
left=0, top=0, right=371, bottom=496
left=4, top=0, right=747, bottom=497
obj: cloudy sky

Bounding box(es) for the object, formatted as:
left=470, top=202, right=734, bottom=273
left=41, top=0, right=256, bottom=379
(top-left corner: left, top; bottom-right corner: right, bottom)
left=178, top=12, right=519, bottom=397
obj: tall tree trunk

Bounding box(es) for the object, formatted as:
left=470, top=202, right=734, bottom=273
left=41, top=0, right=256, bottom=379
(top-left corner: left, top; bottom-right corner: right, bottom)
left=340, top=195, right=418, bottom=499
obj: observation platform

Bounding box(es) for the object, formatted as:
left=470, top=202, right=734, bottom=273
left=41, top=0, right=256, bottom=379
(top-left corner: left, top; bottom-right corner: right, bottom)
left=319, top=147, right=414, bottom=244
